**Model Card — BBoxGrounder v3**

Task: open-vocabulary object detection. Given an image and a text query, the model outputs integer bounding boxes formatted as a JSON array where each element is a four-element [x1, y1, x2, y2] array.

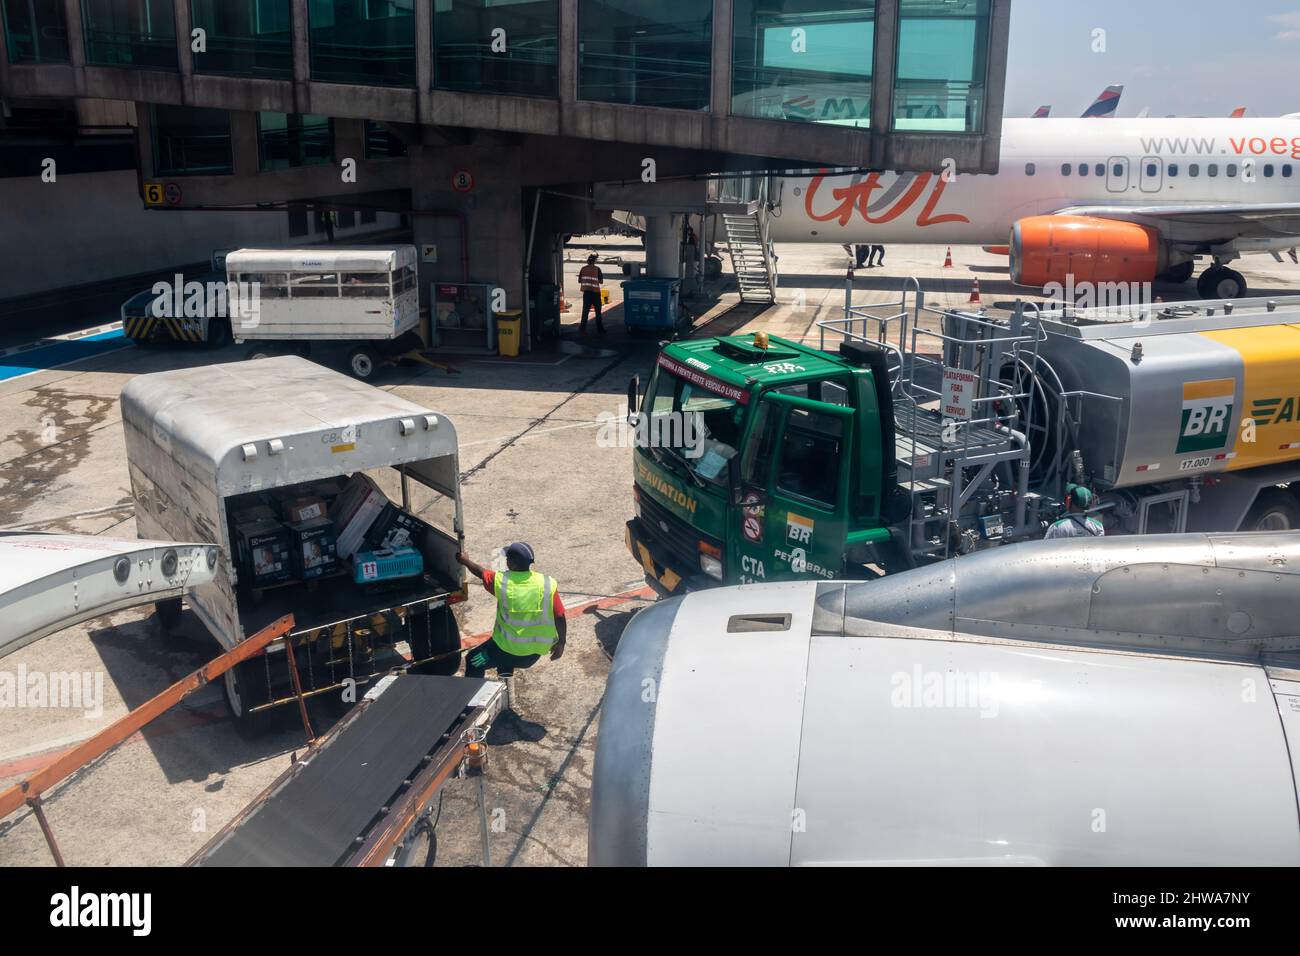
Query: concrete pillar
[[557, 0, 577, 103], [644, 214, 682, 279], [230, 112, 261, 178], [61, 0, 87, 95], [870, 0, 898, 170], [290, 0, 310, 113], [408, 141, 526, 338], [709, 0, 733, 115], [173, 0, 193, 102]]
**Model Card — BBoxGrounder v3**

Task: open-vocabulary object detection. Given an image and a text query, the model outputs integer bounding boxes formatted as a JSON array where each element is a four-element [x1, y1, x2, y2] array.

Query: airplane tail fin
[[1230, 106, 1247, 118], [1032, 105, 1051, 118], [1082, 84, 1123, 118]]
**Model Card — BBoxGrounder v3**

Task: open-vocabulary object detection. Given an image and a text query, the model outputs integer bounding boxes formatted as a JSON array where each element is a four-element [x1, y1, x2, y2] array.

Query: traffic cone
[[943, 246, 954, 268], [968, 278, 981, 303], [561, 297, 571, 313]]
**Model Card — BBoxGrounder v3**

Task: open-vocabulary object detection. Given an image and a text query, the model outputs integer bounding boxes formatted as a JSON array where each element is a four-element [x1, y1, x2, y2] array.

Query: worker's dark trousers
[[581, 292, 605, 333], [868, 245, 885, 267], [464, 638, 539, 679]]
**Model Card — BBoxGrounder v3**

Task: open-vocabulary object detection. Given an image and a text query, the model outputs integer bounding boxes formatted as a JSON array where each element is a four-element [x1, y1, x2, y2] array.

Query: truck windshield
[[643, 365, 745, 488]]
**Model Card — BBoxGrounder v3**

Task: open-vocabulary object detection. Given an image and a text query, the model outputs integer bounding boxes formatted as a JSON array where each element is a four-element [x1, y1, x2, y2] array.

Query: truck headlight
[[700, 554, 722, 579]]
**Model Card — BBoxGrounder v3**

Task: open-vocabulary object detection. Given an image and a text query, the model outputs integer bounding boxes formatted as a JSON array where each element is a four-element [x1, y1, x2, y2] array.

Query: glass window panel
[[364, 119, 409, 158], [578, 0, 713, 111], [3, 0, 70, 63], [893, 0, 988, 132], [309, 0, 415, 86], [433, 0, 558, 97], [190, 0, 292, 78], [151, 104, 233, 175], [732, 1, 874, 127], [82, 0, 178, 69], [258, 112, 334, 170]]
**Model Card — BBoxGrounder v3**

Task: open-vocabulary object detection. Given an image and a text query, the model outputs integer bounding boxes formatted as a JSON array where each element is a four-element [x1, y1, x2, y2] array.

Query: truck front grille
[[637, 491, 720, 574]]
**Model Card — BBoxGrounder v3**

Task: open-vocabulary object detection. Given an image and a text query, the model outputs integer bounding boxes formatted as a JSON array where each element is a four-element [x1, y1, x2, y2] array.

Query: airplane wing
[[1052, 202, 1300, 244]]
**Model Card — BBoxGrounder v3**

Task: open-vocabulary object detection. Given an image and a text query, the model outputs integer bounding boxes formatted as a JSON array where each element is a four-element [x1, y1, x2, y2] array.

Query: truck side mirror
[[626, 375, 641, 426]]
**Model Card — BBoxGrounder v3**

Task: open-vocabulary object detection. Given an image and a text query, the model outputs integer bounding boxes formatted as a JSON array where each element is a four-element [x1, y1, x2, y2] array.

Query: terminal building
[[1, 0, 1009, 336]]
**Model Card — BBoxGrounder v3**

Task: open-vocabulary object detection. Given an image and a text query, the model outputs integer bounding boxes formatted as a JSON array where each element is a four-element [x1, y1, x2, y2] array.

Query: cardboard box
[[287, 516, 337, 579], [329, 473, 388, 558], [364, 502, 422, 551], [234, 518, 293, 587], [284, 495, 328, 524]]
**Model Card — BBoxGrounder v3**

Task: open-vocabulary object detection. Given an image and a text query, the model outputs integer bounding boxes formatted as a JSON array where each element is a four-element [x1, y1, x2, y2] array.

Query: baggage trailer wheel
[[348, 345, 381, 381], [222, 659, 273, 735]]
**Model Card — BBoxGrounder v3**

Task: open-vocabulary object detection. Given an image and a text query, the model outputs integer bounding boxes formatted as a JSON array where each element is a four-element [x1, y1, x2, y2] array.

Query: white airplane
[[767, 115, 1300, 298]]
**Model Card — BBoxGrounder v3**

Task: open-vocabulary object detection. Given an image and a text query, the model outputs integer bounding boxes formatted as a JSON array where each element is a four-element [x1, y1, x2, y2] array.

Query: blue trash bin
[[621, 278, 682, 333]]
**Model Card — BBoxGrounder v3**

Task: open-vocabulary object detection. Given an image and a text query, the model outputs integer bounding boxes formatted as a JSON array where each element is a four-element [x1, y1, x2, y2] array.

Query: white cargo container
[[225, 246, 421, 380], [120, 356, 467, 725]]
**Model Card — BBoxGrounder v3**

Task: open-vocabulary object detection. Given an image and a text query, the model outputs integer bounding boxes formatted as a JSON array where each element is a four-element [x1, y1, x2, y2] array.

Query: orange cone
[[943, 246, 954, 268], [968, 278, 981, 303]]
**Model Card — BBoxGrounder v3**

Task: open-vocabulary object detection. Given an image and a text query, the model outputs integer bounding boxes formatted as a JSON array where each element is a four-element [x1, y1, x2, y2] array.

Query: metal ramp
[[818, 275, 1046, 560], [712, 174, 777, 304]]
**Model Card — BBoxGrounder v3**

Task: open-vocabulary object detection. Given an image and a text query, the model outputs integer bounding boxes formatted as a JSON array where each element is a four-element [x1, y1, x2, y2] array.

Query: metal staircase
[[711, 174, 777, 304]]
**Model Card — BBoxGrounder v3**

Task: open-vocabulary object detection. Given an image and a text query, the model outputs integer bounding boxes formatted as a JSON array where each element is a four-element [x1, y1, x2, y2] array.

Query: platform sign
[[941, 367, 978, 421], [451, 169, 474, 193], [143, 183, 165, 206]]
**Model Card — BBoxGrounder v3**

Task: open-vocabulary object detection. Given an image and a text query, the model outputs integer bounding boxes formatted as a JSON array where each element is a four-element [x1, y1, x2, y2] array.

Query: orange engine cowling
[[1010, 215, 1163, 287]]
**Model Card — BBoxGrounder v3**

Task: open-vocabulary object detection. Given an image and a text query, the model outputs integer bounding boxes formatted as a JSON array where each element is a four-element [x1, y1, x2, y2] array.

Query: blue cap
[[505, 542, 535, 566]]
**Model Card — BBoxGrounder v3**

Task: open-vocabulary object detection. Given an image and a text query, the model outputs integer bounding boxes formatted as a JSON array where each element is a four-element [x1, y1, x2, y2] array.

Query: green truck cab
[[626, 332, 900, 593]]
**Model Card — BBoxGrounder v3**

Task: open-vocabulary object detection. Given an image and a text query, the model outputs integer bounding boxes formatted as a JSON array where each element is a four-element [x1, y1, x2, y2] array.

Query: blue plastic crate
[[353, 546, 424, 584]]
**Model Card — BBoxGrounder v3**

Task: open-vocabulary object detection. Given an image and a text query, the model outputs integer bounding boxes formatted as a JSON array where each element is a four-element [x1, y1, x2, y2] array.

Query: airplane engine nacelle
[[1010, 215, 1163, 288]]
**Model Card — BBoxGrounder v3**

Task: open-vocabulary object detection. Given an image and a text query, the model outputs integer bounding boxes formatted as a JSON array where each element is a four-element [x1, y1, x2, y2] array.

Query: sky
[[1004, 0, 1300, 117]]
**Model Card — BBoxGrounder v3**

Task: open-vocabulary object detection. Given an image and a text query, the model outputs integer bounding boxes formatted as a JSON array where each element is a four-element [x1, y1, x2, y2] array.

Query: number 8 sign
[[451, 168, 474, 193]]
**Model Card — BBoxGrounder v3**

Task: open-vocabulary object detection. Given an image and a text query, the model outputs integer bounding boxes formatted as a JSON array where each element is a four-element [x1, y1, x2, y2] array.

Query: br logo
[[1177, 379, 1234, 453]]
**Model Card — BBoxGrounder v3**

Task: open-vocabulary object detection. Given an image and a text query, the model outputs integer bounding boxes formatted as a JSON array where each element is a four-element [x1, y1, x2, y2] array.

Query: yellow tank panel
[[1199, 324, 1300, 471]]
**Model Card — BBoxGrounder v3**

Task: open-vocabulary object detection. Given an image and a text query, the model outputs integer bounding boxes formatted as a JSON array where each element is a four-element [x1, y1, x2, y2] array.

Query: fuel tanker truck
[[590, 532, 1300, 865], [624, 286, 1300, 592]]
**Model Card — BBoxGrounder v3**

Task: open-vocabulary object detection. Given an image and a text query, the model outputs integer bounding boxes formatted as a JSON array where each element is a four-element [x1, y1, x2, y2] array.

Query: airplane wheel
[[1159, 261, 1194, 284], [1197, 266, 1247, 299]]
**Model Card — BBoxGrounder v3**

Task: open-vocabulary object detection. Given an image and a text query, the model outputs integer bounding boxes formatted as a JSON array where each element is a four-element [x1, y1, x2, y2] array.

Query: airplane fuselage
[[768, 117, 1300, 247]]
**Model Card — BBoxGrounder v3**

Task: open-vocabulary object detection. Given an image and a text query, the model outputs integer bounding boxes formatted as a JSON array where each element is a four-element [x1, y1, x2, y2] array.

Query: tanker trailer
[[1015, 296, 1300, 534], [590, 532, 1300, 866]]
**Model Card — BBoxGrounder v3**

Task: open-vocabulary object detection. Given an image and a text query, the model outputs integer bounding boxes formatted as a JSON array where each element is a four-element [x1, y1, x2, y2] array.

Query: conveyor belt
[[199, 675, 486, 866]]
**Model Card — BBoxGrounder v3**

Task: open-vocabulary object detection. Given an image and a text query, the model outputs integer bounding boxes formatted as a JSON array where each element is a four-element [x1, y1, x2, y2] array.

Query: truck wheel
[[1242, 489, 1300, 531], [205, 319, 232, 350], [155, 597, 183, 632], [348, 346, 381, 381]]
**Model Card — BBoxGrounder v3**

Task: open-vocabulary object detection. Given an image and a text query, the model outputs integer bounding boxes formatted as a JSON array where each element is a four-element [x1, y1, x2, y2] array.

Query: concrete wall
[[0, 169, 401, 300]]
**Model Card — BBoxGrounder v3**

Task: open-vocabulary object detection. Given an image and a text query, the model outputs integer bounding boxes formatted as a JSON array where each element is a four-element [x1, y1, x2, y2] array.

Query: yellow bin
[[496, 309, 523, 357]]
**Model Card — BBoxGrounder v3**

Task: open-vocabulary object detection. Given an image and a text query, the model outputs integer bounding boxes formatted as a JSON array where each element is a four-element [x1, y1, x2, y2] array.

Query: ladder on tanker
[[818, 275, 1045, 560]]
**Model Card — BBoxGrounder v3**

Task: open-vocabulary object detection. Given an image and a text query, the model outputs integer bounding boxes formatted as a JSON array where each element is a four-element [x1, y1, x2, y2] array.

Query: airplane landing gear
[[1196, 265, 1247, 300]]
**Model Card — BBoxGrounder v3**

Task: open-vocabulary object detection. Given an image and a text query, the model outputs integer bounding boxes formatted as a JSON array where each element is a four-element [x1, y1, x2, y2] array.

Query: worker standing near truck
[[456, 543, 566, 679], [578, 254, 606, 335], [1044, 485, 1105, 539]]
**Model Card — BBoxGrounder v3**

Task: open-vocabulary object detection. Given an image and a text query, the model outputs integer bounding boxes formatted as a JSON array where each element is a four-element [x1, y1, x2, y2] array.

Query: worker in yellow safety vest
[[577, 254, 606, 335], [456, 542, 566, 679]]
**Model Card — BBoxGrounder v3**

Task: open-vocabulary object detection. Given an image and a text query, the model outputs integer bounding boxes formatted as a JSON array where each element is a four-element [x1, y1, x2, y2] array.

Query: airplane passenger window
[[1169, 163, 1179, 176], [1095, 163, 1104, 176], [1208, 164, 1219, 177], [1227, 164, 1237, 177], [1078, 163, 1089, 176], [1284, 165, 1293, 177], [1061, 163, 1071, 175], [1025, 162, 1035, 175], [1189, 164, 1199, 176], [1112, 163, 1123, 177], [1146, 163, 1157, 177], [1265, 164, 1274, 177]]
